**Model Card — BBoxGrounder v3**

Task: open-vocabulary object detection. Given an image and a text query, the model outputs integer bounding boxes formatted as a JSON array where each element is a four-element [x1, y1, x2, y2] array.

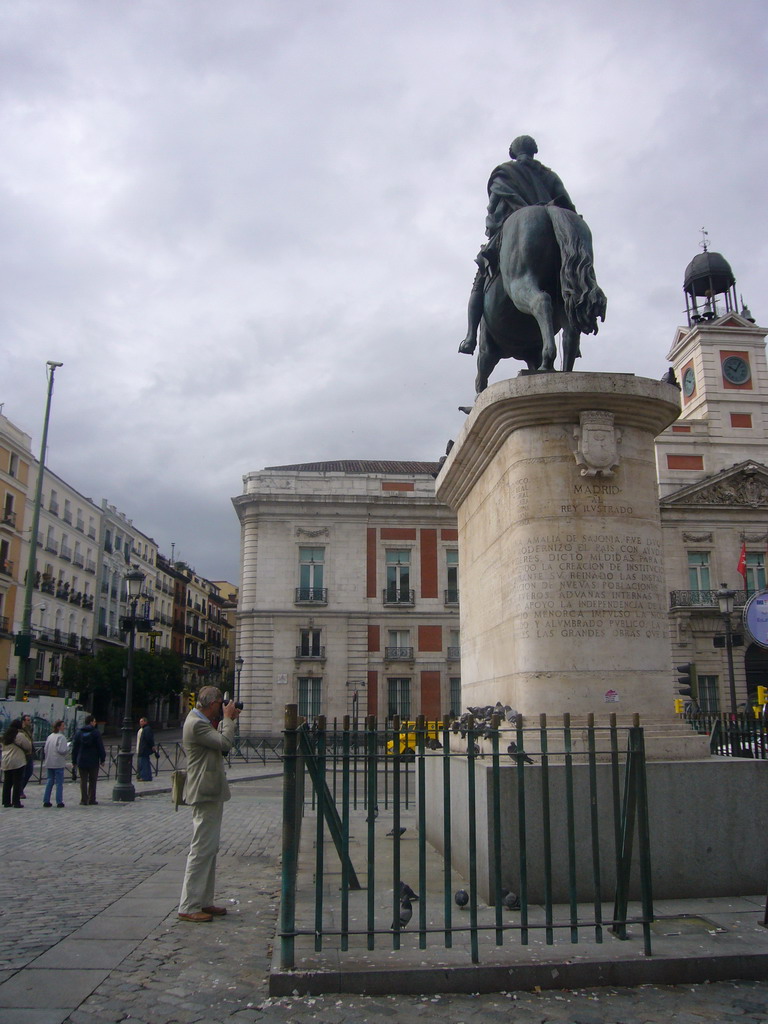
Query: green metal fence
[[279, 705, 654, 969]]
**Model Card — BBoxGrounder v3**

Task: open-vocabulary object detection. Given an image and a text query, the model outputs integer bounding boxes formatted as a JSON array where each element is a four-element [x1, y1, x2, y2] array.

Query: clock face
[[682, 367, 696, 397], [722, 355, 750, 385]]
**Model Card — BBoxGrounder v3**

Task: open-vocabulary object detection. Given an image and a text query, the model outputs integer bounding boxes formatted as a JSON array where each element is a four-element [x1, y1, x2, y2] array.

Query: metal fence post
[[280, 704, 300, 970]]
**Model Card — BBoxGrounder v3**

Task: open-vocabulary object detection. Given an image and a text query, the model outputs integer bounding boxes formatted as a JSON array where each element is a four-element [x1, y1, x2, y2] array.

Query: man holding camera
[[178, 685, 241, 923]]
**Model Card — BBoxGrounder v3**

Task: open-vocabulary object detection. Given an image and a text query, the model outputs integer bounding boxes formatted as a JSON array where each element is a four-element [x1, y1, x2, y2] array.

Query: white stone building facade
[[233, 462, 461, 737]]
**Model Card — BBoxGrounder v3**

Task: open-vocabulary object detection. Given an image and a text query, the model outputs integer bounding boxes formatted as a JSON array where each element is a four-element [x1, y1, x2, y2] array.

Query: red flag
[[737, 541, 747, 587]]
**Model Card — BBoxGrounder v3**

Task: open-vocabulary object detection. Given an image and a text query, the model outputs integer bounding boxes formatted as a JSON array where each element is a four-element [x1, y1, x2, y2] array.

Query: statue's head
[[509, 136, 538, 159]]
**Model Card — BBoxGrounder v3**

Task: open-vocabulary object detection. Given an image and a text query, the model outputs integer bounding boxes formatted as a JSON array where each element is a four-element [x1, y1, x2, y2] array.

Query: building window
[[697, 675, 719, 714], [386, 629, 412, 660], [8, 452, 18, 477], [448, 629, 461, 661], [298, 628, 323, 658], [385, 549, 412, 604], [297, 547, 325, 602], [387, 677, 411, 719], [687, 552, 711, 599], [298, 677, 322, 719], [746, 552, 766, 595], [445, 550, 459, 604], [449, 677, 462, 717]]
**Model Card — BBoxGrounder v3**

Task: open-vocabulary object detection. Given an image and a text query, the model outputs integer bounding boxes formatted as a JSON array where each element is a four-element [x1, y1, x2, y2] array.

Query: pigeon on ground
[[400, 881, 419, 902], [507, 741, 535, 764], [501, 889, 521, 911], [387, 827, 407, 837], [454, 889, 469, 908], [391, 898, 413, 930]]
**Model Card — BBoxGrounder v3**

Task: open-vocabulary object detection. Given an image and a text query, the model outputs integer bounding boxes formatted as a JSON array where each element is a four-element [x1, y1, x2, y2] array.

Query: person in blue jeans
[[43, 719, 69, 807]]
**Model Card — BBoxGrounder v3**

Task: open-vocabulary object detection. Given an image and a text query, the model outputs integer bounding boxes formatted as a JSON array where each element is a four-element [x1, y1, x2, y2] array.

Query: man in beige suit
[[178, 685, 241, 923]]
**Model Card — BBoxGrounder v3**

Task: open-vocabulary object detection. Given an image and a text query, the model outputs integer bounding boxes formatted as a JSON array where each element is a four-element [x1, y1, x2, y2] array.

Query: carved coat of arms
[[572, 411, 621, 477]]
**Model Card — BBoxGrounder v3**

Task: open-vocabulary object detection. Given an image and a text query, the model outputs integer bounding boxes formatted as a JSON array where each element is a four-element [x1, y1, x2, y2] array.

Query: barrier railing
[[278, 708, 654, 969], [23, 736, 285, 784]]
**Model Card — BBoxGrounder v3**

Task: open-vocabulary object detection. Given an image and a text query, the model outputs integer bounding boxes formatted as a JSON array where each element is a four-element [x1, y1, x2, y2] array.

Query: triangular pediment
[[662, 460, 768, 508]]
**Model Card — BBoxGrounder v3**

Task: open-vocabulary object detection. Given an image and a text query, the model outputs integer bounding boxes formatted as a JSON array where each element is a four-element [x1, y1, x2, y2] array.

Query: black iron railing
[[295, 587, 328, 604]]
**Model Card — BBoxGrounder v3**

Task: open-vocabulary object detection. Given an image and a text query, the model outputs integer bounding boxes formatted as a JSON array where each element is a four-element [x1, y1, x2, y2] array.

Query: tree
[[63, 648, 183, 715]]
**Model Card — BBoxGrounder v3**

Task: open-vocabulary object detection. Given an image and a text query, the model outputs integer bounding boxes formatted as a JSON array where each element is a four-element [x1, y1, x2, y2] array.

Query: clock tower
[[657, 247, 768, 496]]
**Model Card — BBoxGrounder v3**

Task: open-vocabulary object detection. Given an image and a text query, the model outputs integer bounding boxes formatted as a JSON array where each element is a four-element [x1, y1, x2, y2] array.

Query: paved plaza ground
[[1, 770, 767, 1023]]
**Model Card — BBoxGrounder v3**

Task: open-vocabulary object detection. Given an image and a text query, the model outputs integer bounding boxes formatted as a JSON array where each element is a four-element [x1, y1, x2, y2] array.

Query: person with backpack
[[71, 714, 106, 805]]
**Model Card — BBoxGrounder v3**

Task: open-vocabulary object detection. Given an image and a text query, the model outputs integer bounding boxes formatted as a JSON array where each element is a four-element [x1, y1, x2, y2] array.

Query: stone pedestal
[[436, 373, 681, 721]]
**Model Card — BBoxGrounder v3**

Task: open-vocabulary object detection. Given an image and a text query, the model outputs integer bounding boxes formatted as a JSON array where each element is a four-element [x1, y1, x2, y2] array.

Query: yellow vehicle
[[386, 720, 442, 756]]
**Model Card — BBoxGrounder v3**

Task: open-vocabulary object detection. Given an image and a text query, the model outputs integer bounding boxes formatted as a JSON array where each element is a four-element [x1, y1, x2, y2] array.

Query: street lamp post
[[234, 656, 244, 748], [15, 361, 63, 700], [717, 585, 739, 717], [112, 567, 146, 802], [235, 656, 244, 704]]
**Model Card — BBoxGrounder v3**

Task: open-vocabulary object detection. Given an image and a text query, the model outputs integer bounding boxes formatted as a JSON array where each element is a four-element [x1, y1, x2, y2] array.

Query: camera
[[222, 693, 244, 710]]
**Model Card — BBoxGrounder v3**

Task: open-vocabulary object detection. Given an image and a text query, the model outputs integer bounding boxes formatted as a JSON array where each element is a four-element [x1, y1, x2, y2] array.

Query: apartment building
[[233, 461, 461, 737]]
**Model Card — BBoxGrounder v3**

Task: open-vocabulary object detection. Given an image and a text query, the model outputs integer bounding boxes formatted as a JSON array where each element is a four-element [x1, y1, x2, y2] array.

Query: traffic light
[[673, 698, 684, 714], [187, 691, 196, 710], [22, 691, 29, 702], [757, 686, 767, 706], [676, 662, 696, 700]]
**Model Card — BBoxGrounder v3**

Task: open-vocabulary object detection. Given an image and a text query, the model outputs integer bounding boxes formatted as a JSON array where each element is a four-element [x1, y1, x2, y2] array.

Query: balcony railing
[[670, 590, 749, 609], [295, 645, 326, 660], [76, 518, 85, 532], [86, 559, 96, 574], [60, 544, 73, 561], [444, 588, 460, 606], [447, 646, 461, 660], [41, 579, 55, 594], [1, 509, 16, 528], [384, 646, 414, 660], [49, 501, 59, 516], [294, 587, 328, 605], [73, 554, 84, 568], [62, 509, 72, 524], [0, 559, 13, 577], [45, 540, 59, 554], [383, 588, 415, 607]]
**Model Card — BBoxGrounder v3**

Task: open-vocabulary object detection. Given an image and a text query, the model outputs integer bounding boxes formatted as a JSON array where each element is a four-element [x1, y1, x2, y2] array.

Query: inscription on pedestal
[[512, 526, 665, 643]]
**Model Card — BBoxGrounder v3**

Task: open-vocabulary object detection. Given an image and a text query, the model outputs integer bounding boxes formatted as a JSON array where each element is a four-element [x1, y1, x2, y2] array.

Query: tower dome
[[683, 248, 738, 324]]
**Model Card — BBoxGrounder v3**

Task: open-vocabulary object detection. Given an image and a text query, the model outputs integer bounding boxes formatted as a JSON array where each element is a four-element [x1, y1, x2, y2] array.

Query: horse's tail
[[546, 206, 607, 335]]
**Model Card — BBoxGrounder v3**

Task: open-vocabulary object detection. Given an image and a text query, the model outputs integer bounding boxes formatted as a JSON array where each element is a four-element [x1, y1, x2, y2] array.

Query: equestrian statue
[[459, 136, 606, 393]]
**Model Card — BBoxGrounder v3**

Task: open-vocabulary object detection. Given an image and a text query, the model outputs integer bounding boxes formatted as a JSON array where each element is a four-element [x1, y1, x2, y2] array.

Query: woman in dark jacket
[[71, 714, 106, 806]]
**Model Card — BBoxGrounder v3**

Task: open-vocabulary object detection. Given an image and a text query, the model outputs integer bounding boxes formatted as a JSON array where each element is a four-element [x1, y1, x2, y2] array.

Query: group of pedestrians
[[2, 712, 157, 808]]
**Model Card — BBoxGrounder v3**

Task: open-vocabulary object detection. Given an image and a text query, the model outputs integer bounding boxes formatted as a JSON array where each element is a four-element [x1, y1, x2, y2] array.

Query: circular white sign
[[743, 590, 768, 649]]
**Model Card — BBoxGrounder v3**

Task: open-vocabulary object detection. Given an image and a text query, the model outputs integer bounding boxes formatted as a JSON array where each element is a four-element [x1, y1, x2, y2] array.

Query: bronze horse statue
[[472, 204, 606, 393]]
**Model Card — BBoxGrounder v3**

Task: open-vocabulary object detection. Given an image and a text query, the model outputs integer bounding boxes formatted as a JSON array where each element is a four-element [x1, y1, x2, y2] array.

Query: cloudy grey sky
[[2, 0, 767, 583]]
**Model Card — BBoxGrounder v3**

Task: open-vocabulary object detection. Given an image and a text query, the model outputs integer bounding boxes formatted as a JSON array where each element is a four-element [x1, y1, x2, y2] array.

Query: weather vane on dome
[[699, 227, 709, 252]]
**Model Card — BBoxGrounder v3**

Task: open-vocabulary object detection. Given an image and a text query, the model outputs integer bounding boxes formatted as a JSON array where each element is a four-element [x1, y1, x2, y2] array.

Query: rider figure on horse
[[459, 136, 578, 355]]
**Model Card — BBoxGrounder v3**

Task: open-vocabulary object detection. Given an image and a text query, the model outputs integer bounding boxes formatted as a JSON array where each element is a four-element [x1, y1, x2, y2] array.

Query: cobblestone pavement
[[1, 777, 768, 1023]]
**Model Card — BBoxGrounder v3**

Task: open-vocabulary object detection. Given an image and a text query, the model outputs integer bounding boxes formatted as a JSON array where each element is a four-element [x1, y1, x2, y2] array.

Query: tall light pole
[[234, 655, 244, 748], [15, 361, 63, 700], [717, 584, 738, 717], [235, 656, 244, 704], [112, 567, 146, 802]]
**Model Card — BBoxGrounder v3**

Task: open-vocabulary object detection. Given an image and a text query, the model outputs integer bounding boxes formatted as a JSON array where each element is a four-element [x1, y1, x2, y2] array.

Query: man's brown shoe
[[178, 911, 214, 923], [202, 905, 227, 916]]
